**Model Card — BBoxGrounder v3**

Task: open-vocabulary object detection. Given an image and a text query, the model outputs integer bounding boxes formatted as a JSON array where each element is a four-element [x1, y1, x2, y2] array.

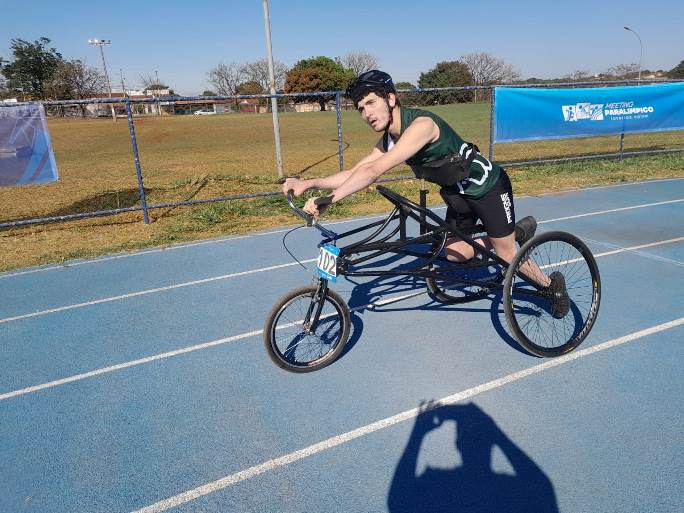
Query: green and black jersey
[[376, 107, 501, 198]]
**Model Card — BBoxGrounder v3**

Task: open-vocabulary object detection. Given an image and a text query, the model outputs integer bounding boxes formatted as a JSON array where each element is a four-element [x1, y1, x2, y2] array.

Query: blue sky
[[1, 0, 682, 95]]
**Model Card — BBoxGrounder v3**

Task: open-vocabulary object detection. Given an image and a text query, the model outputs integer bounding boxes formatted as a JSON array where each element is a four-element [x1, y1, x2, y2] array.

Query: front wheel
[[503, 231, 601, 357], [264, 283, 351, 373]]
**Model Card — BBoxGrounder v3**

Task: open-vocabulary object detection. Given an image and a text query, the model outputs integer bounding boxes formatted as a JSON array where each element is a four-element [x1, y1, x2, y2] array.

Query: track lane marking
[[2, 178, 682, 279], [580, 237, 684, 267], [130, 317, 684, 513], [2, 200, 683, 325], [539, 236, 684, 268], [0, 291, 424, 402], [0, 259, 316, 325], [1, 231, 680, 401], [538, 198, 683, 224]]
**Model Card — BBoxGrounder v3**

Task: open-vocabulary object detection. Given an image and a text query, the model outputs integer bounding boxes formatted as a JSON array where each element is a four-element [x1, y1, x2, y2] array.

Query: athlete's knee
[[489, 234, 516, 262], [445, 240, 474, 262]]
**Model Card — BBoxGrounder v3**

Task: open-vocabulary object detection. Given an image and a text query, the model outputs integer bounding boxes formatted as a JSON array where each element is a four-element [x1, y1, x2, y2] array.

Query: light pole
[[154, 69, 162, 115], [88, 38, 117, 121], [623, 26, 642, 83], [262, 0, 284, 178]]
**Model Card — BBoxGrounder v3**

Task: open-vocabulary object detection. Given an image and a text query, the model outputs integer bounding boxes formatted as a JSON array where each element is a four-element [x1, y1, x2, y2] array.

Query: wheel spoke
[[504, 232, 600, 357], [265, 286, 350, 371]]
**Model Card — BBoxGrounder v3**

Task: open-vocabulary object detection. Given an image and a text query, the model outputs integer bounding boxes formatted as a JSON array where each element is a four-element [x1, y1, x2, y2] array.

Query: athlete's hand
[[282, 178, 308, 197], [303, 197, 329, 219]]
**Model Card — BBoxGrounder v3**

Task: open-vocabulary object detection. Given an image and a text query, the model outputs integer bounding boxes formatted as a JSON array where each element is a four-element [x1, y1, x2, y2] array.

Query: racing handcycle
[[264, 185, 601, 373]]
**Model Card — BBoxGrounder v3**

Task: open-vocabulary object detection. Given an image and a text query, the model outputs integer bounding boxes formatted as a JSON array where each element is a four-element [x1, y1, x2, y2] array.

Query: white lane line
[[3, 178, 682, 279], [3, 199, 683, 327], [0, 290, 425, 402], [0, 231, 680, 400], [0, 214, 390, 279], [539, 236, 684, 269], [0, 330, 261, 402], [130, 317, 684, 513], [0, 259, 315, 325], [538, 198, 684, 224], [582, 236, 684, 267], [0, 237, 255, 278]]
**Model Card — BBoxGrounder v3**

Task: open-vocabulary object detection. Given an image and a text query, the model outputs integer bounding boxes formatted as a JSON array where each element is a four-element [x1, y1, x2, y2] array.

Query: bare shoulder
[[405, 116, 440, 142]]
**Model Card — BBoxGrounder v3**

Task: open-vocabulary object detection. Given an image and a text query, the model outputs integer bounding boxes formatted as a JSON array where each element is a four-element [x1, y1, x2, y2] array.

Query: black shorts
[[440, 170, 515, 238]]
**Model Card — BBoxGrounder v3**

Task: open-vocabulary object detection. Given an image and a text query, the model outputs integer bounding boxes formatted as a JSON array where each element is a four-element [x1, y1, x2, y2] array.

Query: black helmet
[[346, 70, 396, 104]]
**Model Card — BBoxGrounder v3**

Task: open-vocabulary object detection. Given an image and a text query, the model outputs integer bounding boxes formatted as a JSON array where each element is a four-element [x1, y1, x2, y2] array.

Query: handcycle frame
[[289, 185, 545, 299], [266, 185, 601, 371]]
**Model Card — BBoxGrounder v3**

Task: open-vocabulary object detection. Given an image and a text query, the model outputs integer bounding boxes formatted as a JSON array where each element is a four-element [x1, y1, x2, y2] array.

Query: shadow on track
[[388, 402, 559, 513], [335, 253, 532, 357]]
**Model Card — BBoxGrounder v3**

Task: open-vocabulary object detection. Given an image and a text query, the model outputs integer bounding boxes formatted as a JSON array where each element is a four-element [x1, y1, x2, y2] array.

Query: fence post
[[488, 86, 496, 161], [335, 92, 344, 171], [125, 99, 150, 224], [419, 178, 428, 235], [619, 132, 625, 162]]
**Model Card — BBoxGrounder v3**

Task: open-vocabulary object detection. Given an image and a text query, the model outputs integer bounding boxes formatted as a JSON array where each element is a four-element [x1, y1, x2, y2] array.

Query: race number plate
[[317, 244, 340, 282]]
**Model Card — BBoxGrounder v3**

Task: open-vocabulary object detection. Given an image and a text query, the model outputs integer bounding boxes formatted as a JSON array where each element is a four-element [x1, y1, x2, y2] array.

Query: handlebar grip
[[313, 195, 333, 207], [287, 189, 314, 227]]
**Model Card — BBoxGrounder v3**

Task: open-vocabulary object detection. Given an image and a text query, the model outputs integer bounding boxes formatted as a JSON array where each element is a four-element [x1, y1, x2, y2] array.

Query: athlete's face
[[357, 92, 395, 132]]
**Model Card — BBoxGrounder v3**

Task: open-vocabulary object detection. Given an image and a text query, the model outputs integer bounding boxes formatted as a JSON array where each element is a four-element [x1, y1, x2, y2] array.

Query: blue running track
[[1, 178, 682, 513]]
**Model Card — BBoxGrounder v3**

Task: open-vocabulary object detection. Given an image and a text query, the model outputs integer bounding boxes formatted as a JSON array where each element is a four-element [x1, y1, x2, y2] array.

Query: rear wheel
[[264, 284, 351, 373], [503, 231, 601, 357]]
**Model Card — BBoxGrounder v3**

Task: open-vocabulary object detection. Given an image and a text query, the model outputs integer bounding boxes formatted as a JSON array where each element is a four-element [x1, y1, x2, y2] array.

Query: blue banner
[[494, 82, 684, 142], [0, 103, 59, 187]]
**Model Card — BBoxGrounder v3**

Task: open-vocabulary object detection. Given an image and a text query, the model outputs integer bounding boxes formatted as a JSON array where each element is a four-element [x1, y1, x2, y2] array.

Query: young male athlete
[[282, 70, 568, 316]]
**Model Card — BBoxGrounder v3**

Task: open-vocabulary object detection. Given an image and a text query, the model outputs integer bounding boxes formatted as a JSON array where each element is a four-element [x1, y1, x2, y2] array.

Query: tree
[[606, 63, 640, 79], [394, 81, 420, 106], [201, 89, 217, 96], [340, 51, 379, 76], [236, 80, 265, 95], [240, 58, 288, 92], [139, 74, 170, 93], [460, 52, 520, 101], [669, 60, 684, 78], [568, 70, 592, 81], [284, 56, 355, 111], [418, 61, 474, 104], [208, 61, 244, 107], [1, 37, 63, 99], [44, 59, 106, 116], [0, 58, 8, 98], [236, 80, 267, 109]]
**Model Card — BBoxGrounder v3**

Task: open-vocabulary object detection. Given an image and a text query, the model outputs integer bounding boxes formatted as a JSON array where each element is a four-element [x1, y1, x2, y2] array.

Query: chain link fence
[[1, 81, 683, 229]]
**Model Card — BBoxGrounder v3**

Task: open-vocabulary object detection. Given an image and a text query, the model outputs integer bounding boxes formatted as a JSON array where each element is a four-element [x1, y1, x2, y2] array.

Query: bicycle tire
[[503, 231, 601, 357], [264, 285, 351, 373]]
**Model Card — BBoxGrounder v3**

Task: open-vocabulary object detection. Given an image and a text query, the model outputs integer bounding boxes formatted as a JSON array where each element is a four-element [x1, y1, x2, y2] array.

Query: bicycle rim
[[269, 288, 349, 370], [504, 231, 601, 357]]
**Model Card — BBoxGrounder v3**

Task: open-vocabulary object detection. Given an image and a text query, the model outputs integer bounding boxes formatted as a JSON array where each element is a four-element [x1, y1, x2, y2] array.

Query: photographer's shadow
[[388, 402, 558, 513]]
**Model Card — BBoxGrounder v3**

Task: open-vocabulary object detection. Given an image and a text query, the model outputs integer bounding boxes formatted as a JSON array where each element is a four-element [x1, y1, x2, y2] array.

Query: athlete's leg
[[489, 232, 550, 287], [445, 236, 489, 262], [440, 188, 483, 262], [471, 171, 550, 286]]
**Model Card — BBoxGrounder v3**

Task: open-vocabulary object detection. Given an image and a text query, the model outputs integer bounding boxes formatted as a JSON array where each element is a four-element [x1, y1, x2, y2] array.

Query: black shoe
[[514, 216, 537, 246], [548, 271, 570, 319]]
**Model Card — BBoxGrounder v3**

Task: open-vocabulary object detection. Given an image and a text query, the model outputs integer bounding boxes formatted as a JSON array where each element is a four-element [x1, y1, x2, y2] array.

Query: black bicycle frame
[[295, 186, 548, 300]]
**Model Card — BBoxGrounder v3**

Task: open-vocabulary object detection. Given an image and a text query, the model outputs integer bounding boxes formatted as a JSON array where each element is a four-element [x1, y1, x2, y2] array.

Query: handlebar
[[287, 190, 314, 226], [286, 190, 338, 240]]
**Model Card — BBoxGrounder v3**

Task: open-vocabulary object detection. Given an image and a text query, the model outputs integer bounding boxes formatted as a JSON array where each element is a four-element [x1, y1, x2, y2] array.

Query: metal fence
[[1, 80, 683, 229]]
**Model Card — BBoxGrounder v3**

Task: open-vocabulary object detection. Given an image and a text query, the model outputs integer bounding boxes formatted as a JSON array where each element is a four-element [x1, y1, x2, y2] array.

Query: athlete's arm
[[328, 117, 439, 202], [282, 148, 384, 196]]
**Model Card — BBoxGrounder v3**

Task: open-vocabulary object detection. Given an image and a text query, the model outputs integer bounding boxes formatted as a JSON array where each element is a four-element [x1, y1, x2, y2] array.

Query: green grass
[[0, 103, 682, 271]]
